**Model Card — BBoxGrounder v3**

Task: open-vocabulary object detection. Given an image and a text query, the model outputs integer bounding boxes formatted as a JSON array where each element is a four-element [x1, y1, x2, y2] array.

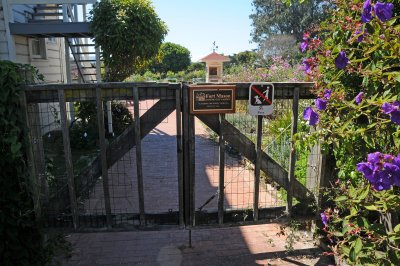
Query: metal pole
[[287, 87, 300, 216], [253, 116, 263, 221]]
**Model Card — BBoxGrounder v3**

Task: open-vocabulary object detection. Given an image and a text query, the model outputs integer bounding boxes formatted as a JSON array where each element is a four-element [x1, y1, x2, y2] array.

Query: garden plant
[[298, 0, 400, 264]]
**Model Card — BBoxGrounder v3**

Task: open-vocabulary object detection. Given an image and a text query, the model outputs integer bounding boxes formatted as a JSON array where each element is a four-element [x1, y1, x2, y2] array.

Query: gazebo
[[200, 52, 230, 83]]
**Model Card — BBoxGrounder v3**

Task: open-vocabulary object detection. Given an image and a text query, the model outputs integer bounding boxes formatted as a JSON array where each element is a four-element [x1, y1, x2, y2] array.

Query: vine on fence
[[0, 61, 51, 265]]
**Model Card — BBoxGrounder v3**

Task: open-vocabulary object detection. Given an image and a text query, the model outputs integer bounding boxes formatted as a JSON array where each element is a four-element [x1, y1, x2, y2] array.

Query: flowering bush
[[224, 56, 305, 82], [296, 0, 400, 264]]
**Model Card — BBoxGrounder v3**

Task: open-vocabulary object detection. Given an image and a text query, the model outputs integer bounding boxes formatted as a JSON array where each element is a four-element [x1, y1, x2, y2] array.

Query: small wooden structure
[[200, 52, 230, 83]]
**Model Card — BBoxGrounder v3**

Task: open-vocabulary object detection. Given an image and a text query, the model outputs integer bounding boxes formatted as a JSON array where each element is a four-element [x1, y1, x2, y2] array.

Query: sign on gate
[[189, 85, 236, 114], [248, 83, 274, 116]]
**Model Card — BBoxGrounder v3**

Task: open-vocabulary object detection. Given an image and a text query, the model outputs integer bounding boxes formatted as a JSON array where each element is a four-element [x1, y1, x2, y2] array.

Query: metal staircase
[[32, 3, 100, 83], [8, 0, 100, 83]]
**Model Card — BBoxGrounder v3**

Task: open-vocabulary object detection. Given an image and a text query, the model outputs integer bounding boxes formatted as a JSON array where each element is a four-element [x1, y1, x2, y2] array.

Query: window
[[209, 67, 218, 76], [30, 38, 47, 59], [47, 37, 57, 44]]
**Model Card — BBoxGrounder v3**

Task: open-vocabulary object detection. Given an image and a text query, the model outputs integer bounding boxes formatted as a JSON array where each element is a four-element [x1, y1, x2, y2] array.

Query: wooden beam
[[218, 114, 225, 225], [58, 89, 79, 229], [133, 87, 145, 225], [75, 99, 176, 199], [253, 116, 263, 221], [95, 87, 112, 228], [287, 87, 300, 215], [196, 114, 311, 202]]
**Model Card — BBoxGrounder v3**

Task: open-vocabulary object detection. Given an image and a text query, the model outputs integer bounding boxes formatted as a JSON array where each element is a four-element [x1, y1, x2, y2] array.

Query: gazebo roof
[[200, 52, 230, 62]]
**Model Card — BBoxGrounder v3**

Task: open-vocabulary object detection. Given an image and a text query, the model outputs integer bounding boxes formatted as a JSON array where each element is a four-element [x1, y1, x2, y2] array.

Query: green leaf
[[358, 185, 369, 200], [335, 195, 348, 202], [349, 247, 356, 262], [353, 238, 362, 255], [364, 205, 378, 211], [394, 224, 400, 233], [11, 141, 22, 156]]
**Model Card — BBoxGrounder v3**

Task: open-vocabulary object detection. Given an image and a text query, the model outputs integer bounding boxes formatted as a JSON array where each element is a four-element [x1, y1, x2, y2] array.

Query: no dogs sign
[[248, 83, 274, 116]]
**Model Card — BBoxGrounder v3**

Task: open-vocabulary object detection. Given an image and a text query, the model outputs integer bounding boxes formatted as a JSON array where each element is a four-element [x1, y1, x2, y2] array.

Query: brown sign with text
[[189, 85, 236, 114]]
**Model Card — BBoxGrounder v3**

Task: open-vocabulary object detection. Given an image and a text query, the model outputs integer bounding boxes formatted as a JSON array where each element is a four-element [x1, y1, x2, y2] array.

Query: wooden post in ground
[[218, 114, 226, 225], [287, 87, 299, 216], [20, 92, 42, 220], [95, 86, 113, 228], [133, 86, 146, 225], [58, 89, 79, 229], [176, 84, 184, 228], [253, 116, 263, 221], [189, 114, 195, 227]]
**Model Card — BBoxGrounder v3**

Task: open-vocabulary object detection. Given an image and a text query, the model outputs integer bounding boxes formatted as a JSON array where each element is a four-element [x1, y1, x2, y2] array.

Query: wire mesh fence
[[24, 82, 318, 229]]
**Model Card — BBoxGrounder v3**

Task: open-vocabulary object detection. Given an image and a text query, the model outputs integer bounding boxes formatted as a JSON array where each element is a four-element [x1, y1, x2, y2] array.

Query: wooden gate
[[23, 82, 316, 230]]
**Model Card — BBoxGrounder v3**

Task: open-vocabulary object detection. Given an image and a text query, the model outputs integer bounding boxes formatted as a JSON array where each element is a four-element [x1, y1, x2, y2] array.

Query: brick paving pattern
[[83, 100, 283, 216], [62, 101, 332, 265], [63, 223, 332, 266]]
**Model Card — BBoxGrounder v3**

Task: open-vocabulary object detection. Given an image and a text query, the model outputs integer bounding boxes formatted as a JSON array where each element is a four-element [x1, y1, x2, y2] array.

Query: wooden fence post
[[287, 87, 299, 216], [253, 116, 263, 221], [20, 92, 43, 220], [176, 84, 184, 228], [218, 114, 226, 225], [58, 89, 79, 229], [95, 87, 113, 228], [133, 86, 146, 225]]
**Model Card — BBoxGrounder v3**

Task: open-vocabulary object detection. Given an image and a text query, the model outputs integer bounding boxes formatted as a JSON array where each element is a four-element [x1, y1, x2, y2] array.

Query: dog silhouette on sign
[[254, 95, 262, 104]]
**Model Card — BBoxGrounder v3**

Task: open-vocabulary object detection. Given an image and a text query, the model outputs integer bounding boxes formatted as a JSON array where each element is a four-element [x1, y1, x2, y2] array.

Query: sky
[[151, 0, 257, 62]]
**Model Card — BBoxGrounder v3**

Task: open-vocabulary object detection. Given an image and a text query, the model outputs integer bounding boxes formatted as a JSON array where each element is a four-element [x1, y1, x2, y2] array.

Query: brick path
[[82, 100, 283, 216], [62, 101, 333, 265], [63, 223, 333, 266]]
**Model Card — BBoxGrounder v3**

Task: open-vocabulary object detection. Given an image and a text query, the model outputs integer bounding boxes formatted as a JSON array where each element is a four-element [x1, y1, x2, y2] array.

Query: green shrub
[[0, 60, 51, 265], [298, 0, 400, 264]]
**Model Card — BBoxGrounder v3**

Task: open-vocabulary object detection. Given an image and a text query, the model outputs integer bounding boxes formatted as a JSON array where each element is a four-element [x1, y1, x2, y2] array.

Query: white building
[[0, 0, 100, 133]]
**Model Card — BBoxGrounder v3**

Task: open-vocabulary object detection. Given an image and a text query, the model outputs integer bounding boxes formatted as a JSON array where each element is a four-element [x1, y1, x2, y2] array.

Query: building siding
[[0, 3, 8, 59]]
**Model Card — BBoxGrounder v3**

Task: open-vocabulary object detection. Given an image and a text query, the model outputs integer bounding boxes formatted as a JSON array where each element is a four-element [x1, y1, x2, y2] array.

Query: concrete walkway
[[63, 223, 333, 266]]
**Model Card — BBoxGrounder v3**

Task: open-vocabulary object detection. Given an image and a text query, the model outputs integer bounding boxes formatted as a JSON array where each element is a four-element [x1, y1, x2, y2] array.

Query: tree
[[250, 0, 331, 43], [152, 42, 191, 73], [257, 34, 302, 63], [231, 51, 258, 65], [90, 0, 168, 81]]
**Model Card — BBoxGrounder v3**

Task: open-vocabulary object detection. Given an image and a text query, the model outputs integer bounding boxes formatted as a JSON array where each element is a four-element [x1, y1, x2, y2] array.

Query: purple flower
[[375, 2, 394, 22], [357, 162, 374, 177], [382, 101, 400, 125], [384, 154, 394, 162], [382, 102, 395, 114], [324, 89, 332, 100], [300, 41, 308, 53], [390, 110, 400, 125], [355, 28, 365, 42], [303, 59, 311, 74], [393, 154, 400, 168], [368, 152, 382, 164], [355, 92, 364, 105], [335, 51, 349, 69], [361, 0, 373, 23], [303, 106, 319, 126], [320, 213, 329, 226], [358, 152, 400, 190], [316, 98, 327, 111]]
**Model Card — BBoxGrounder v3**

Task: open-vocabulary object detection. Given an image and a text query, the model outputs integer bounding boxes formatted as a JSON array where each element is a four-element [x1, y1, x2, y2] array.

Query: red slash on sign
[[251, 85, 272, 105]]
